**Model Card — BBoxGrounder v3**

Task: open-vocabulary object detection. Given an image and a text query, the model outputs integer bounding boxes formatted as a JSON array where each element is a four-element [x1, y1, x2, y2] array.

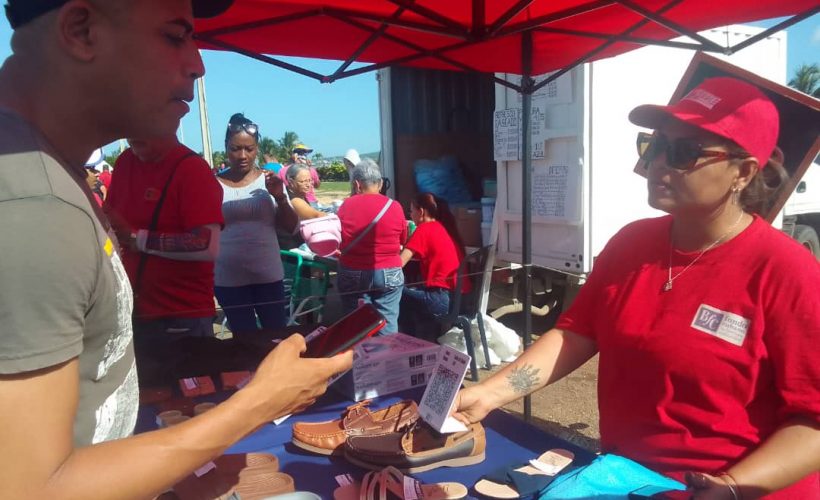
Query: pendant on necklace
[[663, 280, 673, 292]]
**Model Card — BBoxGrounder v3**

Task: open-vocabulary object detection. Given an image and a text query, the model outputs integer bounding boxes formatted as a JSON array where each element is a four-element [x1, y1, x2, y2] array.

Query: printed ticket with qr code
[[418, 345, 470, 433]]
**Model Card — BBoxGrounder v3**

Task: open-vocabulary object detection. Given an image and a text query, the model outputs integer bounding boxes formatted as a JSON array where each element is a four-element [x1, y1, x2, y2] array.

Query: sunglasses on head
[[228, 122, 259, 137], [636, 132, 748, 171]]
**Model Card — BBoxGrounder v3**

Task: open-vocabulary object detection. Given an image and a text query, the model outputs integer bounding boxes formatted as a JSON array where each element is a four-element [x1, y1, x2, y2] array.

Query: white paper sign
[[418, 346, 470, 433], [532, 164, 580, 221], [494, 108, 521, 161]]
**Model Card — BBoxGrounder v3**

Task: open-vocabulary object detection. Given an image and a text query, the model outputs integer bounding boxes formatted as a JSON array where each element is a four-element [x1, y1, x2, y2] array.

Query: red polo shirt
[[106, 146, 224, 320], [556, 215, 820, 498], [405, 220, 471, 293], [338, 193, 407, 270]]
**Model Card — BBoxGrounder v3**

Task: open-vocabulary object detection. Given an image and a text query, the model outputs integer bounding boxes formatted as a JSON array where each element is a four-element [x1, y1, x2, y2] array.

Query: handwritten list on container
[[493, 109, 520, 161], [532, 165, 579, 221]]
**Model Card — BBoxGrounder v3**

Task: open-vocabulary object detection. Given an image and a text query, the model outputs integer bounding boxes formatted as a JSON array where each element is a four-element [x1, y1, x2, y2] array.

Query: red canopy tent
[[195, 1, 817, 88], [194, 0, 818, 417]]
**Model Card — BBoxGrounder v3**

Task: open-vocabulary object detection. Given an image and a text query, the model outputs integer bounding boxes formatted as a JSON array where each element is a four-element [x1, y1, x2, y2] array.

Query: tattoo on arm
[[506, 364, 541, 395], [145, 226, 212, 253]]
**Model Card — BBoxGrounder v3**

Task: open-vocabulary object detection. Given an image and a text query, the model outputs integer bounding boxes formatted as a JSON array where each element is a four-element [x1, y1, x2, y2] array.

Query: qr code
[[423, 365, 460, 415], [409, 354, 423, 368], [411, 372, 426, 386]]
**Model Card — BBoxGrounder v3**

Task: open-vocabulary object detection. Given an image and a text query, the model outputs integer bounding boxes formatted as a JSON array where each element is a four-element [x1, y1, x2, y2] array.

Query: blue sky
[[0, 15, 816, 158]]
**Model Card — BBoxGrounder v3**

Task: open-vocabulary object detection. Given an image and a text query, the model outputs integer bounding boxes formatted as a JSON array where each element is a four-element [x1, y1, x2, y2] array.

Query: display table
[[137, 386, 596, 498]]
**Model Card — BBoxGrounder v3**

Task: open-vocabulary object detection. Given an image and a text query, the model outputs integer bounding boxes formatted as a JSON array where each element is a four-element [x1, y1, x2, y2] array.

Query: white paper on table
[[418, 345, 470, 433]]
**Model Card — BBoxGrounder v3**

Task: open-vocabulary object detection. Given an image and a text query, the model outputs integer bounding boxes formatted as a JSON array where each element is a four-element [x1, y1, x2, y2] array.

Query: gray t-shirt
[[0, 110, 138, 445]]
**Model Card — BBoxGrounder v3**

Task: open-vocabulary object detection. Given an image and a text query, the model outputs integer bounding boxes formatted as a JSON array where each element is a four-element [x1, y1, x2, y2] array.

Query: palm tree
[[276, 131, 300, 160], [788, 63, 820, 98], [258, 136, 277, 162]]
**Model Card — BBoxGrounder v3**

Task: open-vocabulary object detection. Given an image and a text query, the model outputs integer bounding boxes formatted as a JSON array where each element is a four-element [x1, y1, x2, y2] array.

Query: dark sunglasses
[[636, 132, 748, 170], [227, 122, 259, 137]]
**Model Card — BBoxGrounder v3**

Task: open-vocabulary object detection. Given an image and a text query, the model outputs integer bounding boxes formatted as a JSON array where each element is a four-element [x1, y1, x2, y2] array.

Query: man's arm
[[453, 328, 597, 424], [0, 335, 352, 500], [134, 224, 220, 261]]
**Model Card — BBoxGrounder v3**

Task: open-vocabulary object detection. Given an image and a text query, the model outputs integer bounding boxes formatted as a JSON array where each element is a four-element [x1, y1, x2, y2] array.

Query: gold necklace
[[663, 212, 745, 292]]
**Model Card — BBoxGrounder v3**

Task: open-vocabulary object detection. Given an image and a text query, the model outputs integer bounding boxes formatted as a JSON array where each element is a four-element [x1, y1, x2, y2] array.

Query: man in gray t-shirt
[[0, 110, 139, 444], [0, 1, 351, 498]]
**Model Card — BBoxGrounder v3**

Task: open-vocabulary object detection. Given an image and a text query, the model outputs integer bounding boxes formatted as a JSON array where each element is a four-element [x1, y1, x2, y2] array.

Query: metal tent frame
[[194, 0, 819, 420]]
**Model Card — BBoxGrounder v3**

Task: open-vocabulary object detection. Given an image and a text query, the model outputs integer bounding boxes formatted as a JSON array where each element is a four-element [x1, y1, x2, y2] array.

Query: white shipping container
[[493, 25, 789, 275]]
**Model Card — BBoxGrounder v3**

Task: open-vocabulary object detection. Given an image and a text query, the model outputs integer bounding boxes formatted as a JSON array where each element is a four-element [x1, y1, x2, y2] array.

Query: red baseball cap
[[629, 77, 779, 168]]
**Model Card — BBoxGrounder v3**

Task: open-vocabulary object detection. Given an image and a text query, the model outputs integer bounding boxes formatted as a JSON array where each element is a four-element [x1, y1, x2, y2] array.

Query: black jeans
[[399, 286, 450, 342]]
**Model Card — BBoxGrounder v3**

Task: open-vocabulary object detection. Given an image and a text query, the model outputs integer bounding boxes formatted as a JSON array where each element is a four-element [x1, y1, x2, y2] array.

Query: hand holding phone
[[303, 304, 386, 358]]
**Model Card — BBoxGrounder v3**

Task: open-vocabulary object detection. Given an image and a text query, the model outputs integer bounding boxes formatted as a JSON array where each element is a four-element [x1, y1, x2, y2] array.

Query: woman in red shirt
[[453, 77, 820, 499], [398, 193, 470, 341], [337, 158, 407, 334]]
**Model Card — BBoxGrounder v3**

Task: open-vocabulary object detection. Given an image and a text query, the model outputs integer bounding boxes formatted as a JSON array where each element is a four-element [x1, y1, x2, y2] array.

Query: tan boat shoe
[[343, 421, 486, 474], [292, 400, 420, 456]]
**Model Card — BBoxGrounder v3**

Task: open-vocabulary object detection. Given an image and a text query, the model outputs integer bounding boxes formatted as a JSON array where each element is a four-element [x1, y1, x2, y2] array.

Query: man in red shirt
[[105, 136, 224, 382]]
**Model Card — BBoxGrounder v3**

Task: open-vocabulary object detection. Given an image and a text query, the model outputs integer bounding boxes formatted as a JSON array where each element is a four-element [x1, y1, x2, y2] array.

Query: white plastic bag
[[437, 315, 521, 367]]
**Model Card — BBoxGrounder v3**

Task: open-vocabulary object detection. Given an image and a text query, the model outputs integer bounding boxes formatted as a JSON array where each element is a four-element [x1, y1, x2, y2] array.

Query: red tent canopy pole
[[197, 9, 322, 39], [532, 26, 707, 51], [321, 11, 521, 89], [202, 37, 327, 82], [531, 0, 684, 93], [329, 7, 407, 80], [616, 0, 725, 51]]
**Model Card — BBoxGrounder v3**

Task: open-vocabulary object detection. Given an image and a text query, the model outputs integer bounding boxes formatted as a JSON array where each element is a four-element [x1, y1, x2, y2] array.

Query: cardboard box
[[455, 207, 482, 247], [337, 367, 432, 402], [334, 333, 441, 401]]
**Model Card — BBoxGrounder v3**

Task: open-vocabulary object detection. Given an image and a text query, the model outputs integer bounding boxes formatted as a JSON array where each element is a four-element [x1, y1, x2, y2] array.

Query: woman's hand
[[451, 385, 495, 426], [685, 472, 738, 500], [264, 171, 286, 198]]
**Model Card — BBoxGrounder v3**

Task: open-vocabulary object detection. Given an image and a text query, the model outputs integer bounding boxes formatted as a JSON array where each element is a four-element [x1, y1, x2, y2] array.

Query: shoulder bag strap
[[134, 151, 197, 297], [341, 198, 393, 256]]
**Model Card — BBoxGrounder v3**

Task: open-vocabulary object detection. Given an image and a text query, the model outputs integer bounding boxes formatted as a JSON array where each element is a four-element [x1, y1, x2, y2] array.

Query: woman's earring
[[731, 186, 740, 205]]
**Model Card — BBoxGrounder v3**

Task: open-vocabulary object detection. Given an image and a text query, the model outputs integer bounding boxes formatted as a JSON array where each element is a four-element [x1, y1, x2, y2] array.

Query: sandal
[[474, 449, 575, 499], [333, 466, 467, 500]]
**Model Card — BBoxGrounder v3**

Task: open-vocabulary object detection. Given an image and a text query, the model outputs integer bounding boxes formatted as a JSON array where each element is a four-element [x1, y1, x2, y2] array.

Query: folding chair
[[280, 250, 330, 326], [437, 244, 495, 381]]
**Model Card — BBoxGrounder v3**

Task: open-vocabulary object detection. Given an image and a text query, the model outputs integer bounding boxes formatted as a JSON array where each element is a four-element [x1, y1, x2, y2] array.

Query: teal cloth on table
[[538, 454, 686, 499]]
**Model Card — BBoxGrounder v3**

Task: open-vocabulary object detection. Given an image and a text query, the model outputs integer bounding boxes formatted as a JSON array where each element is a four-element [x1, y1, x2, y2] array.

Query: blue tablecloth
[[137, 387, 596, 498]]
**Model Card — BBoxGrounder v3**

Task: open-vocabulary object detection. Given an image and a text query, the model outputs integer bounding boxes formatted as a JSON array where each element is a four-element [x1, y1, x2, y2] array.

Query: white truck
[[780, 161, 820, 257]]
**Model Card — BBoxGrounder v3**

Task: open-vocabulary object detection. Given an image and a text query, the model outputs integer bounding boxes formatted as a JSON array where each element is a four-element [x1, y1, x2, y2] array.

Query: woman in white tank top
[[214, 113, 299, 335]]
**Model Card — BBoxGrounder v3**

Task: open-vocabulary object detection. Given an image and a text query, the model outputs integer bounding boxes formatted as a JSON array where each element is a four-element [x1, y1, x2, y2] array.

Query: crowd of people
[[0, 1, 817, 499]]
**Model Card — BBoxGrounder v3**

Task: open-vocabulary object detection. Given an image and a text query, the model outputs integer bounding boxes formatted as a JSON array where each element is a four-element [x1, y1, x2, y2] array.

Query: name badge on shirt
[[691, 304, 750, 346]]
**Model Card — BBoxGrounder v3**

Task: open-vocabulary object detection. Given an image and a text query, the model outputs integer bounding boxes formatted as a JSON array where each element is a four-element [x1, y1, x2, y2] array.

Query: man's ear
[[55, 1, 100, 63]]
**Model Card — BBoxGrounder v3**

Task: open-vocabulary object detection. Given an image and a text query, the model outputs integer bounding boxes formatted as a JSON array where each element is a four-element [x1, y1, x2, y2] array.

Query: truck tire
[[794, 224, 820, 259]]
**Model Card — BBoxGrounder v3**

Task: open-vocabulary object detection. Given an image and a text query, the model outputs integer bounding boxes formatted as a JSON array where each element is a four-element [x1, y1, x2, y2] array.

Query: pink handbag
[[299, 214, 342, 257]]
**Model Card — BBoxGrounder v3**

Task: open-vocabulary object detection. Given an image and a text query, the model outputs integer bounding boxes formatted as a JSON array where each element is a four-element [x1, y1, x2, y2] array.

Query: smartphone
[[303, 304, 386, 358]]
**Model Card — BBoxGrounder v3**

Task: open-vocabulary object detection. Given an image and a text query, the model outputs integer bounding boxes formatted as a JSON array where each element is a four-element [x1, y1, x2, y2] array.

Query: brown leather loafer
[[292, 400, 419, 455], [343, 421, 486, 473]]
